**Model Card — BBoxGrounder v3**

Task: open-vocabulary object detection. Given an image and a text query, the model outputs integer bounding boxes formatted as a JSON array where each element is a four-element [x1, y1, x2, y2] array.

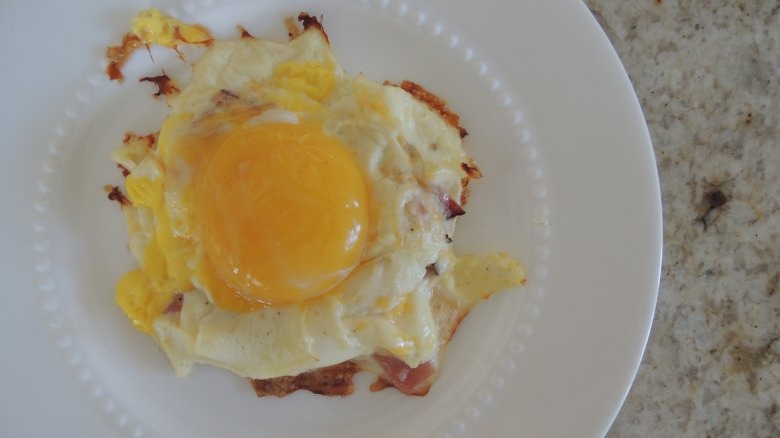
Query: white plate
[[0, 0, 661, 437]]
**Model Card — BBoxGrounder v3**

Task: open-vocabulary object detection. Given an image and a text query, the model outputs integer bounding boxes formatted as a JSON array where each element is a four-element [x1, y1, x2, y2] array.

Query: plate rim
[[7, 0, 661, 437]]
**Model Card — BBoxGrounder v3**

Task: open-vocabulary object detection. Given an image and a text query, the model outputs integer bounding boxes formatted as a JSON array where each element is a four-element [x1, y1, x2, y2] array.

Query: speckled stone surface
[[582, 1, 780, 436]]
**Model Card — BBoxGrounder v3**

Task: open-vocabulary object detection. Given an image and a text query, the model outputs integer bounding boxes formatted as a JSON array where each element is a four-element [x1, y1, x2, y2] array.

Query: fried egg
[[109, 10, 525, 389]]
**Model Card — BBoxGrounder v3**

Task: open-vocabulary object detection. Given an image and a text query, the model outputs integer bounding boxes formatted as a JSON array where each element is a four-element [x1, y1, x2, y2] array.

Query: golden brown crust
[[105, 185, 130, 207], [460, 176, 471, 206], [106, 16, 212, 82], [117, 164, 131, 177], [249, 354, 442, 397], [296, 12, 329, 44], [250, 361, 359, 397], [460, 160, 482, 179], [395, 80, 468, 138], [140, 72, 180, 99], [123, 131, 158, 149], [106, 34, 144, 82]]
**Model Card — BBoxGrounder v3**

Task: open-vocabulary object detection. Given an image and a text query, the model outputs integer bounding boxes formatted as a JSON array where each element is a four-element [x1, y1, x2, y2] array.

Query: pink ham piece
[[371, 355, 438, 396]]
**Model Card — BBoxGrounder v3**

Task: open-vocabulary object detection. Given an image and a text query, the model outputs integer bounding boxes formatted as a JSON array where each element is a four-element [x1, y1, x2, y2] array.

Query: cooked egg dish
[[108, 9, 525, 396]]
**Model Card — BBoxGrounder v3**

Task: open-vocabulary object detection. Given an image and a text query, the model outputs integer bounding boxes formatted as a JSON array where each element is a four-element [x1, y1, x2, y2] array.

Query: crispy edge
[[105, 15, 213, 82], [106, 34, 144, 82], [293, 12, 329, 44], [105, 185, 130, 207], [139, 71, 180, 101], [122, 131, 158, 149], [250, 361, 359, 397], [393, 80, 468, 138], [460, 160, 483, 206], [388, 80, 477, 204]]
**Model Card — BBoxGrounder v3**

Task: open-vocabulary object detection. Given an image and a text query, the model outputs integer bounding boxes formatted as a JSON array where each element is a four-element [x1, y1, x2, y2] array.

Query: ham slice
[[370, 355, 438, 396]]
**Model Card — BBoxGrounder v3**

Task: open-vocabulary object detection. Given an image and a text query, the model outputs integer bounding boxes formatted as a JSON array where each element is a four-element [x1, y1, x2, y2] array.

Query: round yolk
[[191, 121, 369, 307]]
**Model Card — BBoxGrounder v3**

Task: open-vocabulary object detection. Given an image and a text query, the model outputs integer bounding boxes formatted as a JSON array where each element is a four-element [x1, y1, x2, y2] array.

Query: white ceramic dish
[[0, 0, 661, 437]]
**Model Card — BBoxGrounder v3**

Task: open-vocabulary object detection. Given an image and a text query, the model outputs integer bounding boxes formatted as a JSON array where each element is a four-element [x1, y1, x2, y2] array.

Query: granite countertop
[[582, 1, 780, 436]]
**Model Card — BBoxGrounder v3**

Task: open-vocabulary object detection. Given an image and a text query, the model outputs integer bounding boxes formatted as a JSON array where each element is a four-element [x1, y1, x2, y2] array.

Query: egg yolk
[[190, 121, 369, 307]]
